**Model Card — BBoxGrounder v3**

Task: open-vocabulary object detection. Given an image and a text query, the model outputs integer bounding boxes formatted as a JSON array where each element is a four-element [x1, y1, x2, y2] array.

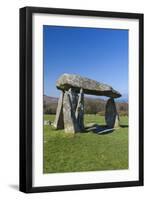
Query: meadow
[[43, 114, 128, 173]]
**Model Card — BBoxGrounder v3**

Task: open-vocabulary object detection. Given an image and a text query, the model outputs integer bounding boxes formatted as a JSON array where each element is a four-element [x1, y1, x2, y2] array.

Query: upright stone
[[54, 73, 122, 133], [53, 91, 64, 129], [75, 88, 84, 131], [63, 90, 80, 133], [105, 98, 120, 128], [68, 88, 78, 112]]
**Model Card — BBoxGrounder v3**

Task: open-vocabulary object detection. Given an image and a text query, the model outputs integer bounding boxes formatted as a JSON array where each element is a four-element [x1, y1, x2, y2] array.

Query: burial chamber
[[53, 73, 121, 133]]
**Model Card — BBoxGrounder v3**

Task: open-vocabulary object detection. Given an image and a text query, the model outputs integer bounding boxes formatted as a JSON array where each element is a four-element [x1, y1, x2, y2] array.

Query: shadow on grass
[[85, 124, 128, 135], [120, 125, 129, 128], [84, 124, 114, 135], [47, 123, 128, 135]]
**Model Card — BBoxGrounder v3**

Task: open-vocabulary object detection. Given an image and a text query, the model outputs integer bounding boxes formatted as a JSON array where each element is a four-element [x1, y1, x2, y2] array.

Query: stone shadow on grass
[[84, 124, 116, 135], [120, 124, 128, 128]]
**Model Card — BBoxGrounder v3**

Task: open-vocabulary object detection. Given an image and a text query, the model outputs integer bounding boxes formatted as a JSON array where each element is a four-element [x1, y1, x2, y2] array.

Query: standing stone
[[53, 91, 64, 129], [54, 73, 122, 133], [75, 88, 84, 131], [63, 90, 80, 133], [68, 88, 78, 112], [105, 98, 120, 128]]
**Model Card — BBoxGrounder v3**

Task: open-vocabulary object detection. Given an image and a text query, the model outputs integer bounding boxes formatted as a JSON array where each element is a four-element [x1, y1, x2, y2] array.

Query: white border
[[32, 13, 139, 187]]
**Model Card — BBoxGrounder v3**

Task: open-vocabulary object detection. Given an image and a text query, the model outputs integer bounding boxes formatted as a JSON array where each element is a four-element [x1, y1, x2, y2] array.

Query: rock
[[85, 124, 100, 132], [75, 88, 84, 131], [56, 73, 121, 98], [68, 88, 79, 112], [63, 90, 80, 133], [44, 120, 49, 125], [96, 127, 118, 134], [54, 73, 121, 134], [105, 98, 120, 128], [44, 120, 53, 126], [53, 91, 64, 129]]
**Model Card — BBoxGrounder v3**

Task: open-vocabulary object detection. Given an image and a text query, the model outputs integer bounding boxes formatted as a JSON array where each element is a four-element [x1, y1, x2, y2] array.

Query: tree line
[[44, 98, 128, 116]]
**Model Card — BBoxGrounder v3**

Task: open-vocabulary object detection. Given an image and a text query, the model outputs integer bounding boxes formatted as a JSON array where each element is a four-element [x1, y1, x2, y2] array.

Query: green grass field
[[43, 114, 128, 173]]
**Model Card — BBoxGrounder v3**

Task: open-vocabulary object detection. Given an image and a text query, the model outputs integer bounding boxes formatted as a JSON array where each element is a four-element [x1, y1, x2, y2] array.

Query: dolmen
[[53, 73, 121, 133]]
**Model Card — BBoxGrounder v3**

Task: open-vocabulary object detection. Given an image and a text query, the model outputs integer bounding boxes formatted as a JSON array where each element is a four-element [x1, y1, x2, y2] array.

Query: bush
[[97, 111, 105, 116]]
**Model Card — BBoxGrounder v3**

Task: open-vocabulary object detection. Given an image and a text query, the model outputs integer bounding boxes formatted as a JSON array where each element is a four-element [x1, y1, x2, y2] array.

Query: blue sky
[[43, 25, 128, 99]]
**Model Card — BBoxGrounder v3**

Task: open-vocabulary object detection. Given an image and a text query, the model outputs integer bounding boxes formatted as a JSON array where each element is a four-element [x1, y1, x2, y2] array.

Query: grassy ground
[[43, 114, 128, 173]]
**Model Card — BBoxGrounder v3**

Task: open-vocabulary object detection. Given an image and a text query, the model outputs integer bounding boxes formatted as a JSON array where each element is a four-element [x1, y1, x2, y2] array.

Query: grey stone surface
[[63, 90, 80, 133], [56, 73, 121, 98], [44, 120, 49, 125], [53, 91, 64, 129], [75, 88, 84, 131], [85, 124, 100, 132], [54, 73, 121, 134], [105, 98, 120, 128], [68, 88, 78, 112]]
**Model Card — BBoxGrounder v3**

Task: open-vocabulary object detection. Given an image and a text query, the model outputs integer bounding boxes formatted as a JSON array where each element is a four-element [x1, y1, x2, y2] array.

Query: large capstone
[[56, 73, 121, 98], [53, 73, 121, 134]]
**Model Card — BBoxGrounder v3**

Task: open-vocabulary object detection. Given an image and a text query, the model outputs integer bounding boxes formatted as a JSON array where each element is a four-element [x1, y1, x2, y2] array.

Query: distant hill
[[116, 97, 128, 103], [43, 94, 106, 104], [43, 95, 58, 104], [43, 94, 127, 104]]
